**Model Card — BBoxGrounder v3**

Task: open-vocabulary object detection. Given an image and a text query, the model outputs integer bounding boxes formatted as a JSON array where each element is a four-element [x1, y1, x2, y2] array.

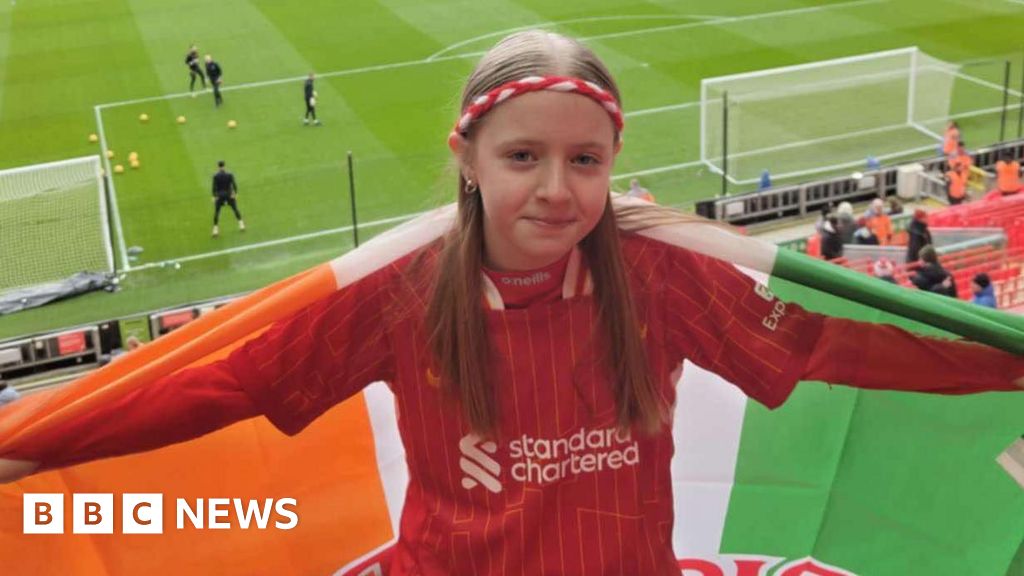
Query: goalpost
[[700, 47, 962, 185], [0, 155, 114, 292]]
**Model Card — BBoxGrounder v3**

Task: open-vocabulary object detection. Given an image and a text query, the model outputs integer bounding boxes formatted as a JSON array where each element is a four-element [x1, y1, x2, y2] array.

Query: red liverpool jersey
[[7, 233, 1022, 575], [233, 236, 827, 575]]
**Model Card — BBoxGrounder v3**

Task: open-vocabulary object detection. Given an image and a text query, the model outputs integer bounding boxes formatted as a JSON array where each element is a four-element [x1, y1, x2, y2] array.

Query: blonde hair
[[427, 31, 669, 438]]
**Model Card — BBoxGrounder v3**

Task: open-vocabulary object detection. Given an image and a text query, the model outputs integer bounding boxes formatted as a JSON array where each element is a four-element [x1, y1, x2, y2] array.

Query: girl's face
[[452, 91, 621, 271]]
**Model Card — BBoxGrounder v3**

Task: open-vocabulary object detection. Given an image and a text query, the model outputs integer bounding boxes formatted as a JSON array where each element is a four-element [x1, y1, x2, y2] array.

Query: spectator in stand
[[835, 202, 856, 244], [814, 204, 832, 234], [872, 258, 897, 284], [0, 379, 19, 407], [946, 165, 967, 205], [865, 198, 893, 245], [820, 214, 843, 260], [943, 121, 960, 156], [854, 217, 879, 245], [886, 197, 903, 215], [971, 273, 996, 308], [911, 245, 956, 297], [995, 151, 1022, 196], [906, 209, 932, 263]]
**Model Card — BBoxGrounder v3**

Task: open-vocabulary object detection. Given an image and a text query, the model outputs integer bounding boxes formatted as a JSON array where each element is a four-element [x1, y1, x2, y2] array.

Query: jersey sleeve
[[660, 247, 824, 408], [1, 361, 259, 472], [1, 268, 397, 471], [805, 317, 1023, 394], [227, 268, 396, 435]]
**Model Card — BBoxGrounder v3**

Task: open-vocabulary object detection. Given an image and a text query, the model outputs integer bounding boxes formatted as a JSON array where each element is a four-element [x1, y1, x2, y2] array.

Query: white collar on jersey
[[480, 246, 594, 311]]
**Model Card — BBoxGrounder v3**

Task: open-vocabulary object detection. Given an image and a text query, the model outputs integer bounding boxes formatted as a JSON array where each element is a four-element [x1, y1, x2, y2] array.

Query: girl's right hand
[[0, 458, 38, 483]]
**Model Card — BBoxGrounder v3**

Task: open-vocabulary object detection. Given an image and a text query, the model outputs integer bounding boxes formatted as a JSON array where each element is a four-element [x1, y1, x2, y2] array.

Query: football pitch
[[2, 0, 1024, 339]]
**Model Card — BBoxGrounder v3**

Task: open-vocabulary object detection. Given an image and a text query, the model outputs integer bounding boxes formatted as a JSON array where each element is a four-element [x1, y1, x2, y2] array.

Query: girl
[[1, 31, 1022, 575]]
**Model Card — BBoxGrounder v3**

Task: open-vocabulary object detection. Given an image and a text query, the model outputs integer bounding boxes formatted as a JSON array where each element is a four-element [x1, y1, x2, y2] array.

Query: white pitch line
[[613, 160, 704, 180], [729, 143, 938, 185], [953, 69, 1024, 98], [427, 14, 727, 61], [94, 105, 130, 271], [910, 122, 943, 141], [570, 0, 884, 45], [729, 123, 912, 159], [127, 212, 422, 272], [97, 0, 884, 110], [625, 101, 700, 117], [96, 52, 479, 110]]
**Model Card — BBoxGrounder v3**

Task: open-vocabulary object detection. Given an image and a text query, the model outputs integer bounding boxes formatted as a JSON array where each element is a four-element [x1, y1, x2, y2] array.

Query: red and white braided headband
[[454, 75, 624, 136]]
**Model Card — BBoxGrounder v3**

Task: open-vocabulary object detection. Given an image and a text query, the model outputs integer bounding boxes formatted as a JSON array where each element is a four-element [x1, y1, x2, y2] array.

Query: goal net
[[0, 156, 113, 292], [700, 47, 963, 185]]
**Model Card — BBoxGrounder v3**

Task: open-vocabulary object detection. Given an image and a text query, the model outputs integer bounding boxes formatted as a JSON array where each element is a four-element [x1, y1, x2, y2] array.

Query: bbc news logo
[[23, 493, 298, 534]]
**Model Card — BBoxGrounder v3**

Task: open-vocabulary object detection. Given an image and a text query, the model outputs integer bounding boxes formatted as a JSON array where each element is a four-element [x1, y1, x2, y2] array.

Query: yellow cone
[[130, 161, 140, 170], [106, 150, 115, 159], [114, 164, 125, 174], [177, 115, 187, 124], [227, 120, 237, 129], [128, 151, 139, 161], [88, 133, 98, 143], [139, 113, 149, 122]]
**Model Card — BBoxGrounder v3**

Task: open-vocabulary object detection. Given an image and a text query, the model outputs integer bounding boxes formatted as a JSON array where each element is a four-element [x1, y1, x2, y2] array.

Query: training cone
[[177, 115, 187, 124], [227, 120, 237, 129], [106, 150, 115, 159], [128, 152, 139, 161], [88, 133, 98, 143], [139, 113, 149, 123], [130, 160, 140, 170], [113, 164, 125, 174]]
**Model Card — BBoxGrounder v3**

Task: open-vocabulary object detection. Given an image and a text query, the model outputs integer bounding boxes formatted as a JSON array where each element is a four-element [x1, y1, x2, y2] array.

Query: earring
[[465, 179, 479, 194]]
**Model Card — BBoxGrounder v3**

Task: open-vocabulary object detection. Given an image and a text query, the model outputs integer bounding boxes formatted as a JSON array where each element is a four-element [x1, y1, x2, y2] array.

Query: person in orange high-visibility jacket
[[947, 167, 968, 205], [996, 152, 1022, 196], [865, 198, 893, 245], [949, 141, 972, 174], [943, 121, 960, 156]]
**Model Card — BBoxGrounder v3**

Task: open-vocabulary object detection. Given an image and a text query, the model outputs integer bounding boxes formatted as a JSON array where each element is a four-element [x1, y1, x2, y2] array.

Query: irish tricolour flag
[[1, 199, 1021, 576]]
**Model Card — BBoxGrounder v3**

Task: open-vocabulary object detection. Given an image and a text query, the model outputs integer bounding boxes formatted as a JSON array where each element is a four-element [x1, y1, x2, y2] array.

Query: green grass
[[3, 0, 1024, 339]]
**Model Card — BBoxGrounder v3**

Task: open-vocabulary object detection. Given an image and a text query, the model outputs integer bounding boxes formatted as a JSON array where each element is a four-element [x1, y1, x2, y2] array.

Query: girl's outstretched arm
[[804, 317, 1024, 394], [0, 266, 395, 481], [0, 360, 258, 481]]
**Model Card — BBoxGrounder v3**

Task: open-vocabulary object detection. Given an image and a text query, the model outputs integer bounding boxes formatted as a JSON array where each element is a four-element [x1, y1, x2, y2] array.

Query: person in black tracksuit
[[185, 45, 206, 93], [205, 55, 224, 107], [211, 160, 244, 237], [303, 72, 321, 125]]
